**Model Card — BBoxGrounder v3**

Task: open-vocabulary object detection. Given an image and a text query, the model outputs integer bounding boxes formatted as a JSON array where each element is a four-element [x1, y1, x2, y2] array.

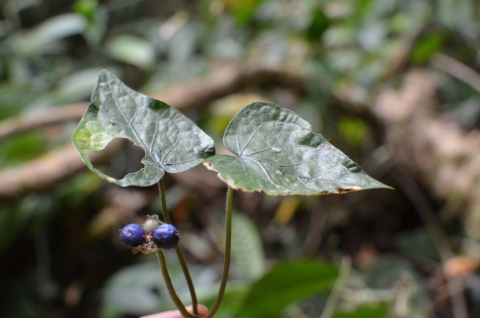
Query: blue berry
[[120, 223, 145, 247], [152, 224, 180, 249]]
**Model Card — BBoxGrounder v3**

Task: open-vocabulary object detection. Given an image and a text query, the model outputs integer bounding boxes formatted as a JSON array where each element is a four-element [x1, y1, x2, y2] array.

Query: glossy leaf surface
[[205, 102, 390, 195], [72, 70, 215, 187]]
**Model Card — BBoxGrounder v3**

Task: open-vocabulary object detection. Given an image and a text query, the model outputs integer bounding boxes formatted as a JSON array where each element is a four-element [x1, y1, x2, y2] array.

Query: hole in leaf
[[88, 138, 146, 180]]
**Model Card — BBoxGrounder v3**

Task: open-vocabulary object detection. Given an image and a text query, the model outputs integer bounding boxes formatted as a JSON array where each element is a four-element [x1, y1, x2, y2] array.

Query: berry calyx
[[152, 224, 180, 249], [143, 217, 160, 234], [120, 223, 145, 247]]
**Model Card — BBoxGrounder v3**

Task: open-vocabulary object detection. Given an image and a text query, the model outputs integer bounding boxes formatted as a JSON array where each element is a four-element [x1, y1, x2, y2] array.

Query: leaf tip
[[366, 180, 394, 191], [96, 69, 121, 89], [98, 69, 112, 77]]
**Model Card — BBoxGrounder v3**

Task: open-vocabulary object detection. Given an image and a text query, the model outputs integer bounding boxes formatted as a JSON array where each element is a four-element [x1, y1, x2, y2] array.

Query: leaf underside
[[72, 70, 215, 187], [204, 102, 390, 196]]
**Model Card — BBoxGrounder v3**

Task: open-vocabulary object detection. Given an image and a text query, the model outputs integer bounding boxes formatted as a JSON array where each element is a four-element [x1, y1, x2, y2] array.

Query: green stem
[[158, 178, 172, 224], [206, 186, 234, 318], [158, 179, 199, 316], [155, 250, 195, 318]]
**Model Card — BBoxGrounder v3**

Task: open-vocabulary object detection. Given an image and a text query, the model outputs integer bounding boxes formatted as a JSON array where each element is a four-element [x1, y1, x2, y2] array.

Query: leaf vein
[[161, 132, 181, 165], [239, 159, 248, 180], [247, 159, 281, 189], [107, 81, 159, 165], [150, 119, 160, 161], [239, 121, 275, 156]]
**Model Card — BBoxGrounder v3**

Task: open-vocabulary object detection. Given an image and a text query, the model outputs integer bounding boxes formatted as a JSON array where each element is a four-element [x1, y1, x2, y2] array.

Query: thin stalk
[[320, 256, 352, 318], [206, 186, 234, 318], [157, 178, 173, 224], [155, 250, 195, 318], [158, 179, 199, 316]]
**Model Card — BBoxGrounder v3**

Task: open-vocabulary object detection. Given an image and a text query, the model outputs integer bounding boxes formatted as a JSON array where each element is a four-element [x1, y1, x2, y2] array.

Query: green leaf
[[333, 304, 389, 318], [201, 284, 249, 317], [306, 8, 330, 42], [72, 70, 215, 187], [53, 68, 106, 103], [106, 35, 156, 70], [223, 0, 265, 24], [236, 260, 339, 317], [16, 13, 87, 56], [204, 102, 390, 196], [102, 262, 165, 316], [231, 211, 266, 280], [412, 33, 445, 64]]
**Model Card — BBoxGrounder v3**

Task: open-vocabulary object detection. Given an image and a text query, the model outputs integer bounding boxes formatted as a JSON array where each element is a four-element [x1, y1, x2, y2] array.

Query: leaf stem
[[206, 186, 234, 318], [158, 179, 199, 316], [155, 250, 195, 318]]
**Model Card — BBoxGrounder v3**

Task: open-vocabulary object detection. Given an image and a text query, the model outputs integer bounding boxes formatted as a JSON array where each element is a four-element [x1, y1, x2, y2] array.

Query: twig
[[392, 167, 468, 318], [382, 22, 423, 78], [392, 168, 452, 259], [293, 198, 328, 258], [432, 53, 480, 93], [0, 63, 306, 141], [0, 103, 88, 140], [429, 277, 472, 304], [320, 256, 352, 318], [0, 143, 117, 199], [285, 305, 309, 318], [0, 62, 379, 142], [0, 63, 308, 198], [0, 61, 384, 201]]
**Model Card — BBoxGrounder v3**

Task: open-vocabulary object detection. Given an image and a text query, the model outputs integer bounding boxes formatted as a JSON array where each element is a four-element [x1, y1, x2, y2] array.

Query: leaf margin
[[72, 70, 215, 187], [204, 101, 392, 196]]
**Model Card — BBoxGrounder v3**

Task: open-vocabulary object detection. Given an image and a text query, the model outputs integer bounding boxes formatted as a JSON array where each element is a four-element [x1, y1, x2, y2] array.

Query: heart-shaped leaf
[[204, 102, 390, 195], [72, 70, 215, 187]]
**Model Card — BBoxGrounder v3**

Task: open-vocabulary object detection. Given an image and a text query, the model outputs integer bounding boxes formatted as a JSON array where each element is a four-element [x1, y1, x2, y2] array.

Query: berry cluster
[[119, 216, 180, 250]]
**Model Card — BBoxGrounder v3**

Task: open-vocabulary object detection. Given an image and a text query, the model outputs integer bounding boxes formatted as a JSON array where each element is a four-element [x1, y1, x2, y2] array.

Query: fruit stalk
[[158, 179, 199, 316], [155, 249, 196, 318], [205, 186, 234, 318]]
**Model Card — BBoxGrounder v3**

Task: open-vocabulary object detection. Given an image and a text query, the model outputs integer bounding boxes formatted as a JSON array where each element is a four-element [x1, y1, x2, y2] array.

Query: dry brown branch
[[382, 23, 423, 78], [293, 197, 328, 259], [0, 144, 103, 199], [0, 63, 306, 141], [392, 168, 468, 318], [0, 103, 88, 140], [432, 53, 480, 93], [374, 69, 480, 239], [374, 70, 476, 318], [3, 62, 480, 231], [152, 62, 307, 109], [0, 62, 379, 141], [0, 63, 308, 198]]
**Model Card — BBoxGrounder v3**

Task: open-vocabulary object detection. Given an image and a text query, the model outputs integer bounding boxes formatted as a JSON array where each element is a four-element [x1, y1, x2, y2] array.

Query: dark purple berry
[[120, 223, 145, 247], [152, 224, 180, 249]]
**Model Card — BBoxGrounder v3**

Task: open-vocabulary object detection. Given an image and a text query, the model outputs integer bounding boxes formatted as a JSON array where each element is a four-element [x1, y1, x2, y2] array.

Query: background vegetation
[[1, 0, 480, 317]]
